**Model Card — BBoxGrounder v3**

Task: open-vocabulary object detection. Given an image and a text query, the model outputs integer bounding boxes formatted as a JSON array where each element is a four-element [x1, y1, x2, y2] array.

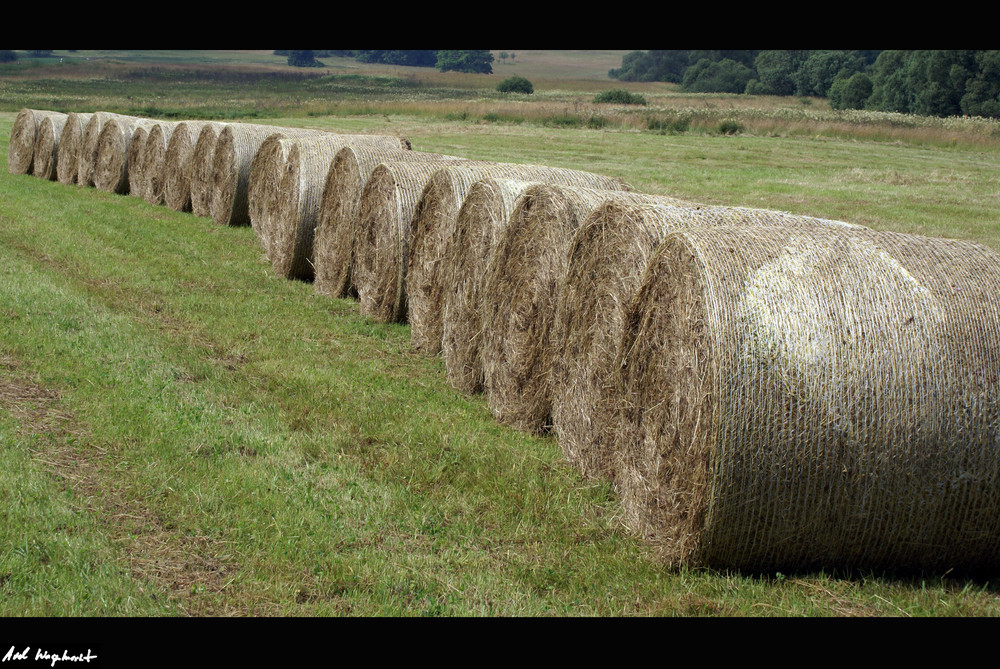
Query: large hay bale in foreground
[[94, 116, 157, 194], [77, 112, 124, 188], [163, 121, 220, 212], [141, 121, 181, 205], [187, 122, 229, 217], [313, 147, 450, 299], [56, 112, 94, 185], [353, 159, 489, 322], [266, 135, 410, 280], [407, 164, 631, 355], [550, 201, 863, 481], [614, 225, 1000, 572], [480, 185, 691, 434], [8, 109, 66, 175], [442, 179, 536, 394], [31, 114, 69, 181]]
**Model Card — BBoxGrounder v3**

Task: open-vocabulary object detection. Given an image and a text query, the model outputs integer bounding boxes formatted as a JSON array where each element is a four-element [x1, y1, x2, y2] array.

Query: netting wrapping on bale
[[31, 114, 69, 181], [56, 112, 94, 185], [479, 185, 691, 434], [8, 109, 66, 175], [406, 163, 631, 355], [613, 225, 1000, 572], [163, 122, 220, 212], [442, 179, 536, 394], [141, 122, 180, 206], [126, 125, 153, 199], [352, 159, 490, 323], [549, 201, 863, 482], [267, 135, 409, 280], [188, 122, 229, 217], [94, 116, 157, 194], [77, 112, 127, 188], [313, 147, 452, 299], [247, 128, 335, 248]]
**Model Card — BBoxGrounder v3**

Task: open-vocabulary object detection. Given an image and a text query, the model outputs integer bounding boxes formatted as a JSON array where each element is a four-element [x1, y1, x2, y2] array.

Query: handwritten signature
[[3, 646, 98, 667]]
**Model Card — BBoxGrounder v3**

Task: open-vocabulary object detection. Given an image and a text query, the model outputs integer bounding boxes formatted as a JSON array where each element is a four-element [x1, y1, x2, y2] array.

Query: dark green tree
[[0, 50, 16, 63], [287, 50, 323, 68], [792, 50, 866, 97], [752, 50, 808, 95], [354, 50, 437, 67], [609, 50, 690, 83], [497, 75, 533, 94], [681, 58, 754, 94], [961, 51, 1000, 118], [866, 50, 912, 113], [828, 72, 874, 110], [436, 50, 494, 74]]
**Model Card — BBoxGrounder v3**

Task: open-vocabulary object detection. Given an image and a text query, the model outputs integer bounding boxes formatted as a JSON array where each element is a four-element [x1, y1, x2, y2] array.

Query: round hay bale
[[141, 121, 180, 205], [614, 225, 1000, 572], [247, 128, 334, 245], [313, 147, 452, 299], [407, 164, 632, 355], [31, 114, 69, 181], [77, 112, 126, 188], [442, 179, 537, 394], [550, 201, 863, 481], [126, 124, 153, 199], [94, 116, 158, 194], [163, 121, 218, 212], [251, 131, 410, 257], [188, 122, 229, 217], [56, 112, 94, 185], [353, 159, 488, 323], [480, 185, 691, 434], [8, 109, 66, 175]]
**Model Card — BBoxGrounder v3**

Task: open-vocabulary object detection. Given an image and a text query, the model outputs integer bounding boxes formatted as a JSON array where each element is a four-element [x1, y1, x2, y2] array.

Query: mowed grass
[[2, 98, 1000, 617]]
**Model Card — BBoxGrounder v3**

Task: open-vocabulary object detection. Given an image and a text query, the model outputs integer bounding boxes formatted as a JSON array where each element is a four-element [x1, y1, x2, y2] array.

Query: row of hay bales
[[10, 108, 1000, 574]]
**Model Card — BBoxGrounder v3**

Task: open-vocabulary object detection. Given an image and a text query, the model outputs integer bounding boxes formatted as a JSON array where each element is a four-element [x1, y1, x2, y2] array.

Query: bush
[[718, 120, 744, 135], [496, 75, 534, 94], [593, 89, 647, 105]]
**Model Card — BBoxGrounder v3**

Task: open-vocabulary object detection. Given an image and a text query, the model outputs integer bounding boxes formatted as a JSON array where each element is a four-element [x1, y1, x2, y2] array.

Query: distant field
[[2, 52, 1000, 617]]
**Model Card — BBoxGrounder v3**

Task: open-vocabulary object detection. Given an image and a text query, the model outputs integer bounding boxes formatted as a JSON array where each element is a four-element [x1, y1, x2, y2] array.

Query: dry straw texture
[[406, 164, 631, 354], [188, 122, 229, 217], [126, 125, 153, 199], [163, 122, 219, 212], [141, 121, 180, 205], [247, 128, 333, 247], [480, 185, 689, 434], [8, 109, 66, 175], [442, 179, 536, 394], [613, 225, 1000, 572], [31, 114, 69, 181], [77, 112, 124, 188], [56, 112, 94, 185], [94, 116, 156, 194], [313, 147, 450, 299], [353, 159, 488, 323], [549, 201, 862, 481], [266, 135, 408, 280]]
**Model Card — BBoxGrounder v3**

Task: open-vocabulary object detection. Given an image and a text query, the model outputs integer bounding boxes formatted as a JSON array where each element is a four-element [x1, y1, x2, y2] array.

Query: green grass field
[[3, 51, 1000, 616]]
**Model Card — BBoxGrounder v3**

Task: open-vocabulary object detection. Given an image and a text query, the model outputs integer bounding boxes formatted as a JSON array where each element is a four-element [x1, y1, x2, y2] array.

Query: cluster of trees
[[275, 50, 495, 74], [609, 50, 1000, 119]]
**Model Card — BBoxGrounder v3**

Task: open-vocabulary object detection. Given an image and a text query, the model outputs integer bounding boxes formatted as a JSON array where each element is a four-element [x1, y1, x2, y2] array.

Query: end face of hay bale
[[189, 123, 228, 217], [56, 112, 93, 185], [616, 225, 1000, 572], [31, 115, 68, 181]]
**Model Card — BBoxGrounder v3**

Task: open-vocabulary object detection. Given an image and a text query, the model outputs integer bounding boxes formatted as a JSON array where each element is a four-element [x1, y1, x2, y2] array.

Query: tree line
[[275, 50, 495, 74], [609, 50, 1000, 119]]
